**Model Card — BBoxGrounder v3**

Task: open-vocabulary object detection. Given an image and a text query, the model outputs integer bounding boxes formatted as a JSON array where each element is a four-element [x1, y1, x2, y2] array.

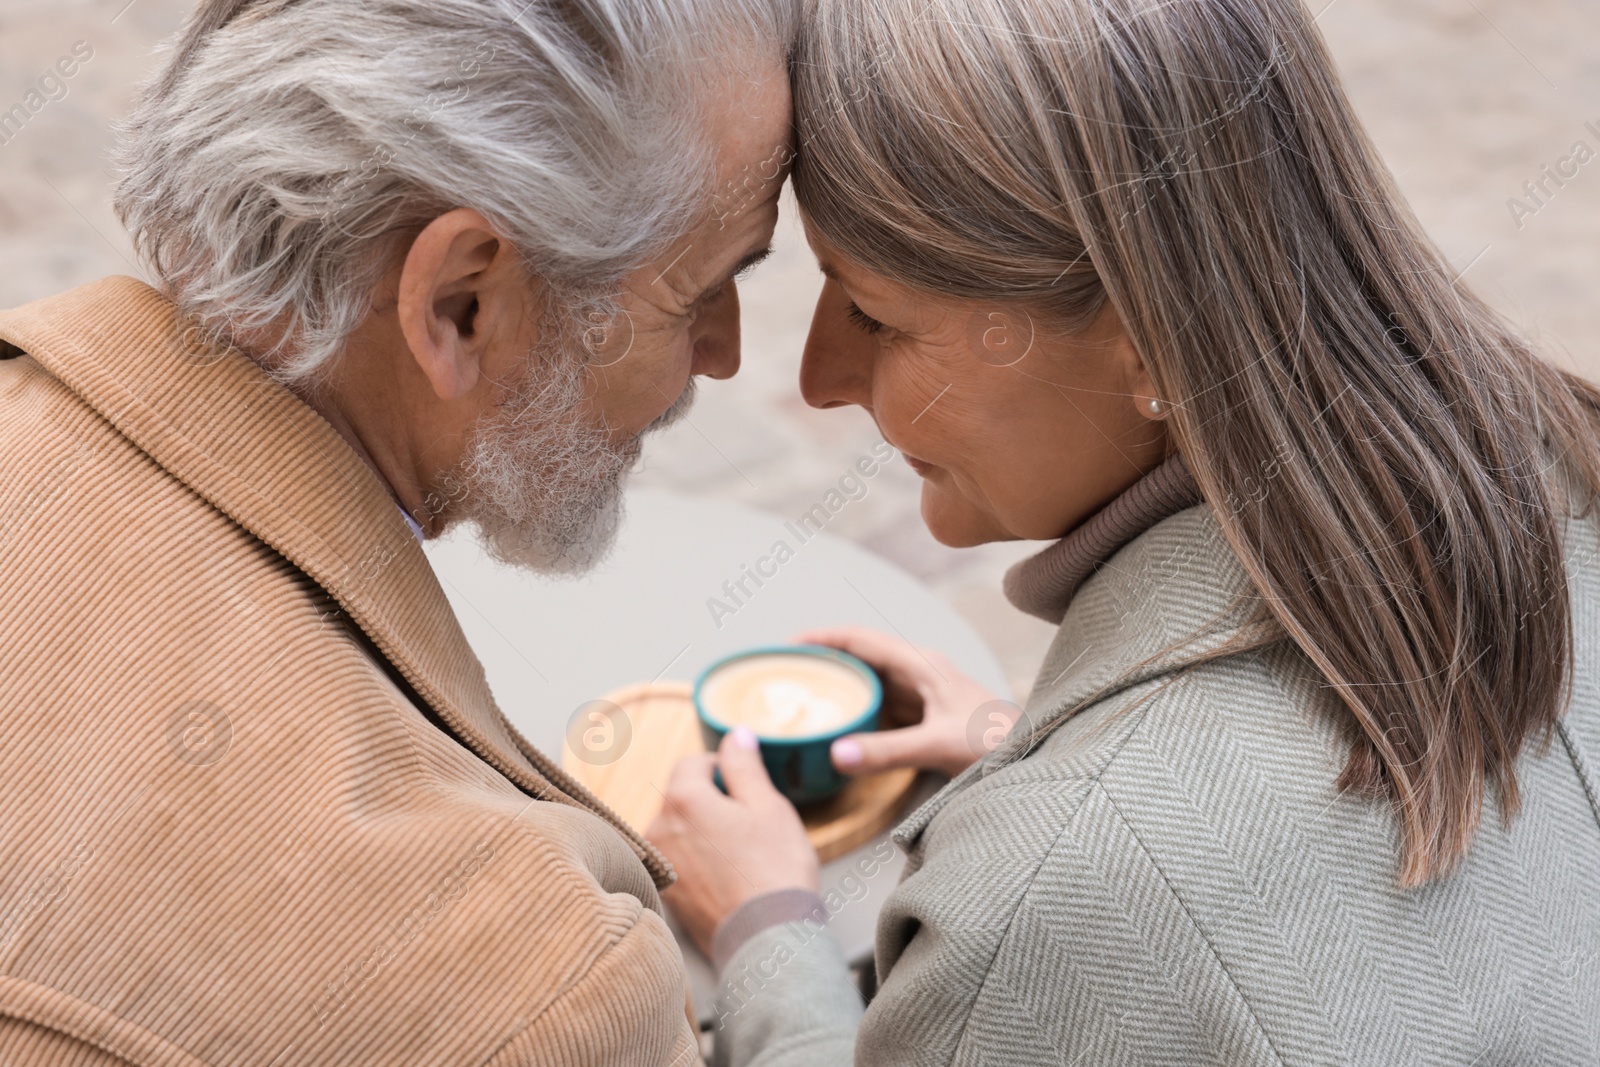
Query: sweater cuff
[[711, 888, 831, 974]]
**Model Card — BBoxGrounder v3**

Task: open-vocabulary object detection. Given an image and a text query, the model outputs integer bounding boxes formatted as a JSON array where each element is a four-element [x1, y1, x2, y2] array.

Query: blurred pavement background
[[2, 0, 1597, 699]]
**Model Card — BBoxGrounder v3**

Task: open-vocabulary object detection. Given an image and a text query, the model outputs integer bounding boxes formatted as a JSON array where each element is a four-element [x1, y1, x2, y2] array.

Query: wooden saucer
[[562, 681, 919, 864]]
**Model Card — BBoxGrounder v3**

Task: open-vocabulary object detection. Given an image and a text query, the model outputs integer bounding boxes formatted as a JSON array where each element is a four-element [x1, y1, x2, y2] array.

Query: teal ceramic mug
[[693, 644, 883, 805]]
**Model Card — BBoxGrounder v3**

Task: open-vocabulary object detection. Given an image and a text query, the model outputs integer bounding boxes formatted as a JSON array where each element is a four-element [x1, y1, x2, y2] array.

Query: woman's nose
[[800, 280, 873, 410], [690, 282, 742, 381]]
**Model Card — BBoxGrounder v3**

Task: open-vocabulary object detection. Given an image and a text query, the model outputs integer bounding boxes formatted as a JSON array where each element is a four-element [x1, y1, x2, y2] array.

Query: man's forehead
[[708, 142, 791, 228], [708, 59, 793, 177], [642, 63, 789, 300], [643, 179, 779, 305]]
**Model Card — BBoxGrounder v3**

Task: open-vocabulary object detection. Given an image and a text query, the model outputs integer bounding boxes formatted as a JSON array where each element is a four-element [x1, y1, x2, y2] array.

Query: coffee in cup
[[694, 645, 883, 804], [698, 652, 875, 739]]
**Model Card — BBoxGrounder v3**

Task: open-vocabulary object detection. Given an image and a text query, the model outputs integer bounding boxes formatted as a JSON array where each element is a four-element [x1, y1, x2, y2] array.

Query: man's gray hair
[[113, 0, 795, 381]]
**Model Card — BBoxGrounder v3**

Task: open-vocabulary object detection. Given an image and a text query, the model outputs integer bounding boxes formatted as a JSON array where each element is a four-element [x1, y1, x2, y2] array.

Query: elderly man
[[0, 0, 793, 1062]]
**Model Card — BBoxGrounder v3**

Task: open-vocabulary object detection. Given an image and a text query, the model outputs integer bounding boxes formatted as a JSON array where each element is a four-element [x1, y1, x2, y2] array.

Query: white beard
[[437, 341, 696, 576]]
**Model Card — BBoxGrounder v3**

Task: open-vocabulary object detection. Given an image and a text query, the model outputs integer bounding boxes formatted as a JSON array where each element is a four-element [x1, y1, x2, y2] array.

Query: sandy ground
[[2, 0, 1597, 699]]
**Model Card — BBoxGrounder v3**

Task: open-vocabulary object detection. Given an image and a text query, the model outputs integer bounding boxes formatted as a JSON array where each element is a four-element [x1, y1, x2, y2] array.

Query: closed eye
[[845, 302, 884, 335], [693, 247, 773, 309]]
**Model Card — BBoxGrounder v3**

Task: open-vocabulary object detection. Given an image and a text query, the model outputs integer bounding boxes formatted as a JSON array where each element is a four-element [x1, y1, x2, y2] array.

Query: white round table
[[424, 487, 1008, 1024]]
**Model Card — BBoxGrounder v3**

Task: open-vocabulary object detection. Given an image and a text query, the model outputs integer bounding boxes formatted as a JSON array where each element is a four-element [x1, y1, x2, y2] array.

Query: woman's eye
[[845, 302, 885, 335]]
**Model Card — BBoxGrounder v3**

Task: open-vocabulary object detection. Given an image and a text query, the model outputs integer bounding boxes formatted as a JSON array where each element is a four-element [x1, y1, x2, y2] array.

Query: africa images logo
[[165, 699, 234, 767]]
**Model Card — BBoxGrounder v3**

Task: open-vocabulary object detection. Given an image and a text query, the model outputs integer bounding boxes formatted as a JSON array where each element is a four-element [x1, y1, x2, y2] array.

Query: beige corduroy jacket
[[0, 277, 699, 1066]]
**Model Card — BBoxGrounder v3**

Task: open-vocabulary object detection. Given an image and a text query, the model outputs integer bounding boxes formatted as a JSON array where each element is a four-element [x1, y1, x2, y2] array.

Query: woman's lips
[[904, 453, 936, 477]]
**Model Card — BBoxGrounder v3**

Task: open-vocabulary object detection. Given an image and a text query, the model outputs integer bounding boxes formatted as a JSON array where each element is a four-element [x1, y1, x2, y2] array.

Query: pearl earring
[[1145, 396, 1164, 416]]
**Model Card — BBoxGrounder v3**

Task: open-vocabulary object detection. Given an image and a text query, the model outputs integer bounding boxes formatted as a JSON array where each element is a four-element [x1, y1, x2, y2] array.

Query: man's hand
[[647, 728, 819, 957], [796, 626, 1022, 779]]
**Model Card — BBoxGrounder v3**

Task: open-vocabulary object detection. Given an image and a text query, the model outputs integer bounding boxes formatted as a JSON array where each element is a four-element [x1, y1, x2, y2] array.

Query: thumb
[[718, 727, 780, 800], [830, 726, 934, 776]]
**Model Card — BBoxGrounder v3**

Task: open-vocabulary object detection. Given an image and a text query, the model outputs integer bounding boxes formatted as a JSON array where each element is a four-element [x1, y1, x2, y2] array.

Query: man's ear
[[396, 208, 532, 401]]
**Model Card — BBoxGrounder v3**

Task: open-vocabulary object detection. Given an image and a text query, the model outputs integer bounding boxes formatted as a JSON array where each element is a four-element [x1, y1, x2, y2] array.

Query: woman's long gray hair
[[794, 0, 1600, 885]]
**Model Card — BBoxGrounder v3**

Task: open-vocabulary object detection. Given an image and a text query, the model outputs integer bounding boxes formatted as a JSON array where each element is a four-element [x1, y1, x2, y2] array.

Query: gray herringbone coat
[[714, 501, 1600, 1066]]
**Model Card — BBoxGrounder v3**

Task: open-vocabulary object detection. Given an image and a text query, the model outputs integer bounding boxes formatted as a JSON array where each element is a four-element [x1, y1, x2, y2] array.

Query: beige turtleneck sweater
[[1003, 451, 1202, 623]]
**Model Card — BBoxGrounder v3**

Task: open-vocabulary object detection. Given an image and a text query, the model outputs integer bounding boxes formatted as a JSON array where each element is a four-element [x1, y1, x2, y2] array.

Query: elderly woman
[[645, 0, 1600, 1063]]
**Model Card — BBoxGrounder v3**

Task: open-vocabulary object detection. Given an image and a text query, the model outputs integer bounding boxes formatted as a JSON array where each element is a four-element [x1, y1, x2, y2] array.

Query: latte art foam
[[701, 653, 875, 738]]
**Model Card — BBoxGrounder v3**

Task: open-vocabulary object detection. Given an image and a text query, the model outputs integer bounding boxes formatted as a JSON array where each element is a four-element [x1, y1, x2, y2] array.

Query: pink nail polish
[[732, 727, 759, 751], [832, 738, 862, 767]]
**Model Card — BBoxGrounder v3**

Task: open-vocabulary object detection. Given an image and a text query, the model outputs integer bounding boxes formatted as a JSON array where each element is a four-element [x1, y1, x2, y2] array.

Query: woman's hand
[[646, 727, 819, 958], [796, 626, 1022, 779]]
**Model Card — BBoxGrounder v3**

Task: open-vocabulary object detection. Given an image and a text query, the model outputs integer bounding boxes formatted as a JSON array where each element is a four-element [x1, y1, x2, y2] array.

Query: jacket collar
[[895, 503, 1284, 849], [0, 277, 673, 888], [1002, 452, 1203, 624]]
